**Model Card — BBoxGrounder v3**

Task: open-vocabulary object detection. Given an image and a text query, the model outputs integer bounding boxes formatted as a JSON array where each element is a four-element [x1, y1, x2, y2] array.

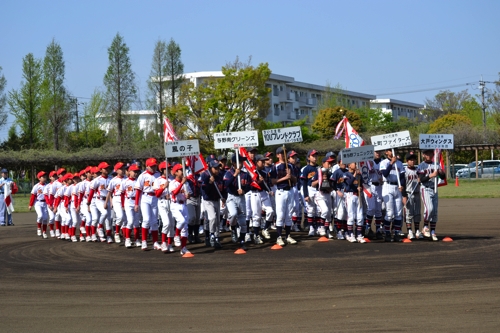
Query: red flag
[[334, 116, 365, 148], [163, 117, 178, 142], [186, 153, 208, 174], [4, 182, 14, 214], [436, 149, 448, 187]]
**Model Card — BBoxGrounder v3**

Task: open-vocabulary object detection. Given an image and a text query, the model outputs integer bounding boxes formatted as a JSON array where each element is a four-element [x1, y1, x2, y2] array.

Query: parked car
[[449, 164, 467, 178], [456, 160, 500, 178]]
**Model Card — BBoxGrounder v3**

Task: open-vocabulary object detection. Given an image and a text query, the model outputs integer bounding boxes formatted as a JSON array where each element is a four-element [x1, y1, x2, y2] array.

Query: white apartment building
[[183, 72, 376, 126], [97, 110, 158, 134], [370, 99, 424, 121]]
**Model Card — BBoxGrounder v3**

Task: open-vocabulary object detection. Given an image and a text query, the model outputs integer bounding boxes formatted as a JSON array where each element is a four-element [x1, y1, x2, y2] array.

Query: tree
[[0, 66, 7, 130], [146, 39, 169, 136], [317, 82, 351, 110], [460, 98, 484, 127], [8, 53, 43, 149], [103, 33, 136, 145], [428, 114, 472, 134], [165, 38, 184, 107], [423, 90, 472, 121], [40, 39, 70, 150], [352, 106, 393, 132], [312, 106, 361, 139], [79, 89, 108, 148]]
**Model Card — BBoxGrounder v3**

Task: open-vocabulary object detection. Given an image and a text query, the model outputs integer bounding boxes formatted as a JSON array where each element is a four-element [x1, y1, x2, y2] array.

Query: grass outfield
[[8, 178, 500, 213]]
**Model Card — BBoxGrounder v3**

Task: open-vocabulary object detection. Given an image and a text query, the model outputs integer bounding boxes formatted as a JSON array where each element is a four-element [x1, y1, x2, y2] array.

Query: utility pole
[[479, 76, 486, 132], [75, 97, 80, 133]]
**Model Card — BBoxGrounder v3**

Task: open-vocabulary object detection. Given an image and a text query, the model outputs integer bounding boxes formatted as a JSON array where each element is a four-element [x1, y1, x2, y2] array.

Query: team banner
[[214, 131, 259, 149], [419, 134, 454, 150], [341, 145, 375, 164], [186, 153, 208, 174], [262, 126, 303, 146], [370, 130, 411, 151], [163, 117, 179, 142], [164, 140, 200, 158], [334, 117, 364, 147]]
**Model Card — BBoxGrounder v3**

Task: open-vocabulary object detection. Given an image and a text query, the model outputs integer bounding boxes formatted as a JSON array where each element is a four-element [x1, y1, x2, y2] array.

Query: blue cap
[[0, 169, 8, 173], [209, 160, 220, 168]]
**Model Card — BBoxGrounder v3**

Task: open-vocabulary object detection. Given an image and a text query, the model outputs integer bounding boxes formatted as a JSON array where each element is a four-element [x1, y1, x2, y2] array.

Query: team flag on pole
[[186, 153, 208, 174], [163, 117, 179, 142], [436, 149, 448, 187], [5, 182, 14, 214]]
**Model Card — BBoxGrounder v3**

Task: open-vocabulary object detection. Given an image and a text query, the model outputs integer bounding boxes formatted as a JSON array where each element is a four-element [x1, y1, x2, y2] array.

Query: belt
[[174, 200, 185, 204], [278, 187, 290, 191], [98, 196, 106, 200], [144, 192, 154, 196], [371, 182, 380, 186], [127, 197, 135, 200], [384, 182, 398, 186], [346, 191, 358, 195], [38, 199, 46, 202]]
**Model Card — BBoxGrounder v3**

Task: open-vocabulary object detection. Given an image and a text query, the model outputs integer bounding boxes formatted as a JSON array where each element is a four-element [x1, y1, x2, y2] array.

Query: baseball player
[[56, 173, 73, 240], [43, 171, 57, 237], [417, 149, 445, 241], [69, 173, 82, 242], [223, 153, 252, 251], [79, 167, 94, 242], [88, 162, 113, 243], [169, 163, 192, 255], [76, 170, 88, 241], [250, 154, 274, 244], [364, 151, 384, 239], [50, 168, 67, 238], [270, 146, 298, 246], [243, 147, 258, 242], [106, 162, 127, 244], [315, 156, 335, 238], [343, 163, 366, 243], [153, 161, 175, 253], [380, 148, 406, 242], [186, 167, 202, 244], [200, 160, 226, 249], [287, 151, 302, 232], [28, 171, 49, 238], [301, 150, 319, 236], [402, 152, 422, 240], [123, 164, 141, 248], [134, 158, 161, 251], [331, 155, 348, 240]]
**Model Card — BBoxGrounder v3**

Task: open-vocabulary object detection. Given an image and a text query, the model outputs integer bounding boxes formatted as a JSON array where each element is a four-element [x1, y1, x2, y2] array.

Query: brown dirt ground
[[0, 198, 499, 333]]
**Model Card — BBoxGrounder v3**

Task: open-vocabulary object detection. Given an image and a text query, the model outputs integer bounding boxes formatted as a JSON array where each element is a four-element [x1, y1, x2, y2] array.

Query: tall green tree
[[41, 39, 70, 150], [0, 66, 7, 129], [146, 39, 169, 136], [8, 53, 43, 149], [72, 89, 108, 149], [166, 38, 184, 106], [423, 90, 471, 121], [312, 106, 361, 139], [103, 33, 136, 145]]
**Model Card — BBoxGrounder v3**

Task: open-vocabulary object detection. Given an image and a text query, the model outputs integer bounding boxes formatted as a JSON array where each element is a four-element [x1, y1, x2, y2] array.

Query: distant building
[[370, 99, 424, 121], [97, 110, 157, 136]]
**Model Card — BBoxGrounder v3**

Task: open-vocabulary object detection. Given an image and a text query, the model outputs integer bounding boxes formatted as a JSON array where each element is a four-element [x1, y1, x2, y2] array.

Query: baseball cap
[[322, 156, 334, 163], [247, 147, 258, 153], [264, 152, 273, 158], [97, 162, 110, 169], [406, 152, 417, 161], [172, 164, 183, 173], [326, 151, 336, 159], [287, 151, 297, 158], [158, 161, 167, 171], [114, 162, 124, 171], [72, 173, 80, 179], [1, 168, 8, 173], [128, 164, 140, 172], [146, 158, 157, 167], [91, 166, 100, 174], [255, 154, 269, 162], [84, 166, 92, 173], [206, 154, 217, 163], [208, 160, 220, 168], [307, 149, 318, 157], [422, 149, 434, 154], [49, 171, 57, 178], [79, 170, 86, 177], [231, 154, 246, 164], [56, 168, 66, 175], [276, 147, 284, 155], [218, 155, 227, 161], [37, 171, 46, 178]]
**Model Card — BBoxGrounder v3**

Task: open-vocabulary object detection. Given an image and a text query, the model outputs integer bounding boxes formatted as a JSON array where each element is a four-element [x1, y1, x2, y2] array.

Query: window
[[280, 86, 284, 91]]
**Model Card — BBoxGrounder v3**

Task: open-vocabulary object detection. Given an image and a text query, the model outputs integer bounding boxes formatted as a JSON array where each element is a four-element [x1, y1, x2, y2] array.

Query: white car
[[456, 160, 500, 178]]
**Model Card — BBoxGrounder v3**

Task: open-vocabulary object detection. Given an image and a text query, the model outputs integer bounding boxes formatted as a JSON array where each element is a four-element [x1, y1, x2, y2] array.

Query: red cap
[[79, 170, 86, 177], [85, 166, 92, 173], [37, 171, 46, 179], [98, 162, 110, 169], [172, 164, 183, 173], [56, 168, 66, 175], [158, 161, 167, 171], [114, 162, 124, 171], [128, 164, 140, 172], [287, 150, 298, 158], [72, 173, 80, 179], [91, 166, 100, 174], [146, 158, 157, 167], [62, 173, 71, 181], [49, 171, 57, 178]]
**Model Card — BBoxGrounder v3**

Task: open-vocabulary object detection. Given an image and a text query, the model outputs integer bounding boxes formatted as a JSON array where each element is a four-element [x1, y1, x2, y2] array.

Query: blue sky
[[1, 0, 499, 139]]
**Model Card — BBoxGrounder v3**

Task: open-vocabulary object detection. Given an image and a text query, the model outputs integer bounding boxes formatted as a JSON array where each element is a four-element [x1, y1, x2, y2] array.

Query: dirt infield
[[1, 198, 499, 332]]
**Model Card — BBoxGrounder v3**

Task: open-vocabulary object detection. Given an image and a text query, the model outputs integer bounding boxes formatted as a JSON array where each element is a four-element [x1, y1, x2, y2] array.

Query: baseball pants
[[315, 191, 332, 222], [346, 193, 363, 227], [421, 187, 438, 223], [382, 184, 403, 221], [158, 198, 174, 237], [124, 200, 140, 229], [170, 202, 188, 237], [405, 192, 421, 225], [226, 193, 247, 233], [140, 194, 158, 231], [112, 196, 125, 227], [187, 196, 201, 226], [34, 201, 48, 224], [250, 190, 274, 228], [96, 198, 112, 231], [275, 189, 293, 227], [203, 200, 221, 236]]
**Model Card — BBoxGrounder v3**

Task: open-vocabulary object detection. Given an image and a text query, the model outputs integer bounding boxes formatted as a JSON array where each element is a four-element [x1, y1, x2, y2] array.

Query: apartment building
[[369, 99, 424, 121]]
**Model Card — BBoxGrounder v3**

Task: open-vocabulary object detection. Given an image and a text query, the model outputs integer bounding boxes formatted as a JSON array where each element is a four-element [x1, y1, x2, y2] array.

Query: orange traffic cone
[[182, 252, 195, 258], [442, 237, 453, 242], [271, 244, 283, 250], [318, 236, 329, 242], [402, 238, 412, 243], [234, 248, 247, 254], [455, 176, 459, 187]]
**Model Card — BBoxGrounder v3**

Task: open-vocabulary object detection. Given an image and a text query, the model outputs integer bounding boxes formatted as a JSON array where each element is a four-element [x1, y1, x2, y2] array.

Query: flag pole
[[392, 148, 401, 188], [434, 149, 438, 193], [235, 148, 241, 190]]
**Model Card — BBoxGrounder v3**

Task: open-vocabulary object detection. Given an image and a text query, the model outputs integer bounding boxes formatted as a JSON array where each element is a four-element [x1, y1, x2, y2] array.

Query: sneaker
[[261, 229, 271, 239], [100, 237, 106, 243], [55, 230, 61, 238], [180, 247, 191, 256], [106, 236, 112, 244], [276, 236, 285, 246], [329, 224, 334, 232], [255, 235, 264, 245], [347, 234, 357, 243], [423, 226, 431, 238], [431, 232, 438, 242], [292, 224, 300, 232], [230, 230, 238, 243], [198, 226, 204, 235], [318, 226, 326, 236], [50, 230, 55, 238], [42, 232, 48, 239], [174, 236, 181, 247], [153, 242, 161, 250], [97, 228, 105, 238], [270, 223, 277, 230], [125, 238, 132, 248], [37, 229, 42, 236], [308, 226, 315, 237], [141, 241, 148, 250], [245, 233, 252, 243], [356, 235, 366, 243], [167, 244, 175, 252], [91, 234, 98, 242], [161, 242, 168, 252], [135, 239, 142, 247], [366, 228, 375, 239], [71, 236, 77, 242], [65, 234, 71, 240], [336, 231, 345, 240], [80, 236, 85, 242], [80, 226, 86, 235], [328, 232, 335, 239], [415, 230, 424, 239], [286, 235, 297, 245], [114, 234, 121, 243], [86, 236, 91, 242], [407, 230, 415, 240]]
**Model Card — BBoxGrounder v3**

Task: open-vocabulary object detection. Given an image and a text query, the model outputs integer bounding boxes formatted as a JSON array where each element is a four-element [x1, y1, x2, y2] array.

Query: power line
[[376, 82, 476, 96]]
